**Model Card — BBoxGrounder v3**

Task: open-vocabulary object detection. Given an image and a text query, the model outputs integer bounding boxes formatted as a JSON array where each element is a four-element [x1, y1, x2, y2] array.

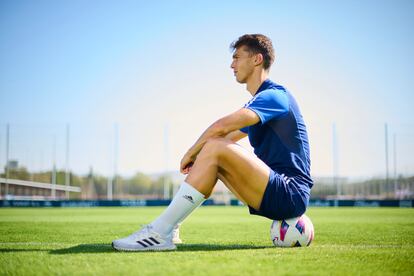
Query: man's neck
[[246, 70, 269, 96]]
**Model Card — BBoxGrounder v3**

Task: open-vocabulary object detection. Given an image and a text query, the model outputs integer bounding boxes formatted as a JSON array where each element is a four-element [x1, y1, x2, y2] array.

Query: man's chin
[[235, 77, 246, 84]]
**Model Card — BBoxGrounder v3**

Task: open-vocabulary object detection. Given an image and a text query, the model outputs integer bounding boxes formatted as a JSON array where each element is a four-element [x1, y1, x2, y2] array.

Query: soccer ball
[[270, 214, 314, 247]]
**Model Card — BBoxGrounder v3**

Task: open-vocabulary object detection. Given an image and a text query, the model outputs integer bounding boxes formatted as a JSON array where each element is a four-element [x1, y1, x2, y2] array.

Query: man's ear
[[254, 53, 264, 66]]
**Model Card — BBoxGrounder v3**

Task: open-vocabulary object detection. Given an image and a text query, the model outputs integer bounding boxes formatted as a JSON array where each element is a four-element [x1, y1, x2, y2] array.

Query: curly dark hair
[[230, 34, 275, 70]]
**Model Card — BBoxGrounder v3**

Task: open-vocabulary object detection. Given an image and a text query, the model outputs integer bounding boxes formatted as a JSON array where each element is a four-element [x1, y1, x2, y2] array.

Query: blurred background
[[1, 0, 413, 202]]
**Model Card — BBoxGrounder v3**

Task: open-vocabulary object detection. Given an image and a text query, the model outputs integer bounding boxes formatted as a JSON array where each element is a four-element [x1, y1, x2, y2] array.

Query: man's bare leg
[[150, 136, 270, 237], [185, 137, 270, 210], [170, 137, 270, 244], [112, 137, 271, 251]]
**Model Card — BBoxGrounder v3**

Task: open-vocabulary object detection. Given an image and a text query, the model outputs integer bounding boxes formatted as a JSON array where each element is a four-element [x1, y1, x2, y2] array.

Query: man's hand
[[180, 152, 195, 174]]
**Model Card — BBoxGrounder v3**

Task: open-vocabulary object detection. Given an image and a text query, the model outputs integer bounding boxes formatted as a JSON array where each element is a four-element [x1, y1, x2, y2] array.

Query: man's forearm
[[184, 107, 258, 161], [185, 121, 227, 160], [225, 130, 247, 142]]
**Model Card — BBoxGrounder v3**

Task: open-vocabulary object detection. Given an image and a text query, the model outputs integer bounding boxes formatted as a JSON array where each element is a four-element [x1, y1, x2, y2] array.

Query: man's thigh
[[216, 141, 270, 210]]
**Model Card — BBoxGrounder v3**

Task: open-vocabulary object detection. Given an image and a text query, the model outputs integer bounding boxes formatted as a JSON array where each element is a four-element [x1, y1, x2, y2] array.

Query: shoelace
[[129, 225, 151, 239], [131, 225, 166, 247]]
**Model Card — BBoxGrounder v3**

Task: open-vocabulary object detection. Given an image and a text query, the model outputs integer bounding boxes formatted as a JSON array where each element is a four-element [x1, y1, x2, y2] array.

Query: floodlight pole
[[5, 124, 10, 197], [52, 135, 56, 199], [163, 123, 170, 199], [332, 123, 339, 199], [112, 123, 119, 200], [107, 176, 112, 200], [384, 123, 389, 198], [107, 124, 118, 201], [393, 133, 397, 199], [65, 124, 70, 200]]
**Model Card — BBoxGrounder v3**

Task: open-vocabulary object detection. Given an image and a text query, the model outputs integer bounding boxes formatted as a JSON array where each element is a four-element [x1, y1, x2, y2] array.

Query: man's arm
[[180, 108, 258, 173], [224, 130, 248, 142]]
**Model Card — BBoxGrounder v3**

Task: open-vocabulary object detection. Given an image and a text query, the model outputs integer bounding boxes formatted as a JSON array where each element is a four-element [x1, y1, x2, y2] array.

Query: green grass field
[[0, 206, 413, 275]]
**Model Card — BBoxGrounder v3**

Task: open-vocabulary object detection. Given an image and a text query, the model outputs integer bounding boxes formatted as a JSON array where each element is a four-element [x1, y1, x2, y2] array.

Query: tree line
[[2, 165, 413, 200], [1, 166, 177, 199]]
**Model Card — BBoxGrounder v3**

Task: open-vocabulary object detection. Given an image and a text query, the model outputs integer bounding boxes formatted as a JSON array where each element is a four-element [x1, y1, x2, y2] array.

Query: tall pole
[[332, 123, 339, 199], [52, 135, 56, 199], [5, 124, 10, 197], [107, 124, 117, 201], [107, 176, 112, 200], [163, 123, 170, 199], [88, 166, 94, 200], [112, 123, 119, 200], [393, 133, 397, 199], [384, 123, 389, 198], [65, 124, 70, 199]]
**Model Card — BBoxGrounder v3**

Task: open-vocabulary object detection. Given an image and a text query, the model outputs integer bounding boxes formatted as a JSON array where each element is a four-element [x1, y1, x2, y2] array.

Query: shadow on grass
[[50, 244, 113, 254], [0, 248, 50, 253], [0, 244, 112, 254], [48, 243, 272, 254]]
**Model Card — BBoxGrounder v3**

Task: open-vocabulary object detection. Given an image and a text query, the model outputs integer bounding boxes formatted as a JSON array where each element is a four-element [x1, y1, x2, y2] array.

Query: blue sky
[[1, 0, 413, 178]]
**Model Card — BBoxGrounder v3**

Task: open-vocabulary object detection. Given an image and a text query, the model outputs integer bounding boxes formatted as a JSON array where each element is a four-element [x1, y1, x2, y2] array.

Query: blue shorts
[[248, 170, 310, 220]]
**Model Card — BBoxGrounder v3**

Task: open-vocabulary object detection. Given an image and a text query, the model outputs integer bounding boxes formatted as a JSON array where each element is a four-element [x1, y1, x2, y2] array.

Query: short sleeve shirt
[[241, 79, 313, 188]]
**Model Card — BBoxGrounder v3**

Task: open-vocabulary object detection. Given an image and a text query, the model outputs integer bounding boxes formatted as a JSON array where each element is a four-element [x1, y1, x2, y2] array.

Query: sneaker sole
[[112, 242, 176, 252]]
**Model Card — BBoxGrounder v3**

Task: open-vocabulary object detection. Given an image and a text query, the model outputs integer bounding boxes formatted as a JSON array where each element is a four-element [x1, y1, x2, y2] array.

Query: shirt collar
[[254, 79, 275, 95]]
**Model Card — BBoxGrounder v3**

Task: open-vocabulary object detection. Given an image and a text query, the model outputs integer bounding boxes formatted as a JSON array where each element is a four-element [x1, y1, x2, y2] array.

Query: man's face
[[230, 46, 255, 83]]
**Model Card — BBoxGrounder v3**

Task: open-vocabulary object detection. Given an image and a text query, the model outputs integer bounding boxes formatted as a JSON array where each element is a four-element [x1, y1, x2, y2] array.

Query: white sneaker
[[112, 224, 176, 251], [172, 224, 182, 244]]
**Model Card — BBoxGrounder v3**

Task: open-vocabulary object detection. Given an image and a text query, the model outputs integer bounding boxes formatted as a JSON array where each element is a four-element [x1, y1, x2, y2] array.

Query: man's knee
[[202, 137, 231, 156]]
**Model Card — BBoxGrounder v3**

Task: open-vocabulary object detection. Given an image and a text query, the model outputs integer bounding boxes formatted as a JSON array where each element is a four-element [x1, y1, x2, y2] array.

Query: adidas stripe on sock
[[150, 182, 205, 236]]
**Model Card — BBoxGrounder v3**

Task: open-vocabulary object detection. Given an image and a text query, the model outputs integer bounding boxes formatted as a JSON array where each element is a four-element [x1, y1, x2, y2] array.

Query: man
[[112, 34, 313, 251]]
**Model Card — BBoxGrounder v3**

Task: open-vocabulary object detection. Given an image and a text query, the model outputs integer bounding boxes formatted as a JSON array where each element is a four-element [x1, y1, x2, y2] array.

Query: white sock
[[150, 182, 205, 236]]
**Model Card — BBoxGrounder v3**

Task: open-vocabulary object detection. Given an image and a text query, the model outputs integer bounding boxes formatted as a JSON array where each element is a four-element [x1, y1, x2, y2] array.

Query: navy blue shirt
[[240, 79, 313, 189]]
